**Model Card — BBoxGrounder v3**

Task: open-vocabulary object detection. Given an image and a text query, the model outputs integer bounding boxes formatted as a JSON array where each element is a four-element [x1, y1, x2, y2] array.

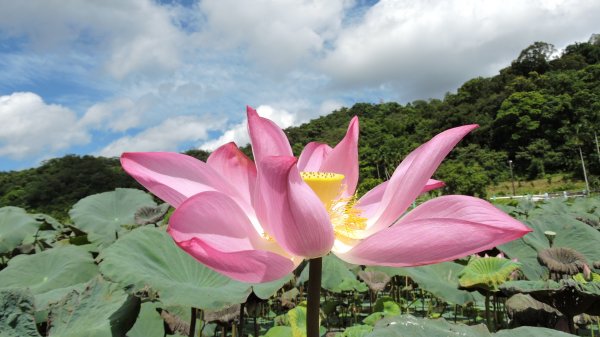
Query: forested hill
[[1, 37, 599, 219]]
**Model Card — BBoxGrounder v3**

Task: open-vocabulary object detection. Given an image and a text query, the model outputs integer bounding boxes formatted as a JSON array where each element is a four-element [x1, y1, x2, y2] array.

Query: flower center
[[300, 171, 367, 241], [300, 171, 345, 205]]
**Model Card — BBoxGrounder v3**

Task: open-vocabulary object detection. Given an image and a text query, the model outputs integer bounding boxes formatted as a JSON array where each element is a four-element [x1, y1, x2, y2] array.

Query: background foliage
[[1, 37, 600, 219]]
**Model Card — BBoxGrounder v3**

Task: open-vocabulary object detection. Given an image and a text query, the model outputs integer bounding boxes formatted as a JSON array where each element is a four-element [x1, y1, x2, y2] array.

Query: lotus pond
[[0, 188, 599, 337]]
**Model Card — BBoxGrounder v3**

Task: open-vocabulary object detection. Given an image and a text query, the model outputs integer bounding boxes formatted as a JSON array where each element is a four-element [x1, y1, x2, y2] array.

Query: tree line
[[1, 36, 599, 219]]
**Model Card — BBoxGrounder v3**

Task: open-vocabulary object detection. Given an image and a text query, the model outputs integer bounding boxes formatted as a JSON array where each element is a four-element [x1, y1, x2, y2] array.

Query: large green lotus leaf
[[0, 289, 41, 337], [252, 273, 293, 300], [367, 314, 577, 337], [499, 213, 600, 281], [0, 245, 98, 310], [48, 277, 140, 337], [497, 238, 547, 281], [501, 280, 600, 317], [363, 300, 401, 326], [494, 326, 577, 337], [531, 214, 600, 261], [298, 254, 367, 293], [458, 257, 521, 292], [263, 326, 293, 337], [0, 207, 41, 254], [372, 262, 482, 305], [338, 325, 373, 337], [268, 306, 325, 337], [505, 293, 562, 329], [366, 314, 491, 337], [68, 188, 156, 247], [537, 197, 600, 221], [98, 226, 251, 309], [127, 302, 165, 337]]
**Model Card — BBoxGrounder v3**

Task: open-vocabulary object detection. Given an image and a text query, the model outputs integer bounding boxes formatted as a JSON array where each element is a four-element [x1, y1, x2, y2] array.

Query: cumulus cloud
[[0, 92, 89, 160], [200, 105, 297, 151], [197, 0, 351, 72], [321, 0, 600, 99], [97, 115, 224, 157], [79, 96, 161, 132], [0, 0, 184, 79]]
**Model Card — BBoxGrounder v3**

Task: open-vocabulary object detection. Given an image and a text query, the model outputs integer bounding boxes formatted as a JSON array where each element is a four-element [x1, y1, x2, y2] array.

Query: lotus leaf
[[263, 326, 293, 337], [268, 305, 325, 337], [0, 207, 41, 254], [358, 268, 391, 293], [499, 212, 600, 281], [98, 226, 252, 309], [458, 256, 521, 292], [337, 324, 373, 337], [365, 314, 577, 337], [298, 254, 367, 293], [493, 326, 577, 337], [0, 245, 98, 310], [372, 262, 482, 305], [573, 272, 600, 283], [48, 276, 140, 337], [252, 273, 293, 300], [127, 302, 165, 337], [69, 188, 156, 247], [204, 303, 240, 323], [363, 300, 401, 326], [134, 203, 170, 225], [538, 247, 586, 277], [0, 289, 41, 337], [367, 314, 490, 337], [501, 279, 600, 333], [505, 293, 563, 329]]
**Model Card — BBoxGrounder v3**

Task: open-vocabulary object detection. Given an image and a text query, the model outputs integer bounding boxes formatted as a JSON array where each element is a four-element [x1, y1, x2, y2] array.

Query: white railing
[[490, 190, 597, 202]]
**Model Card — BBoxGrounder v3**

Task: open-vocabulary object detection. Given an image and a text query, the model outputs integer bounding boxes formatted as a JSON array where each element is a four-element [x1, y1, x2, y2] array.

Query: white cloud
[[97, 115, 224, 157], [0, 0, 184, 79], [200, 105, 297, 151], [197, 0, 351, 72], [0, 92, 89, 160], [79, 96, 161, 132], [321, 0, 600, 98]]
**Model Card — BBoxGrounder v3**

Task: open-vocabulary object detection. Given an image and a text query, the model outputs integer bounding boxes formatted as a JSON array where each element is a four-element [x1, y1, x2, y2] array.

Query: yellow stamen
[[300, 171, 367, 241], [330, 195, 367, 240], [300, 171, 345, 205]]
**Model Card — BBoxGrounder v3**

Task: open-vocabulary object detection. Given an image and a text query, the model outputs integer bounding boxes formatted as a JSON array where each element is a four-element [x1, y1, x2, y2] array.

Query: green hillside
[[2, 37, 600, 219]]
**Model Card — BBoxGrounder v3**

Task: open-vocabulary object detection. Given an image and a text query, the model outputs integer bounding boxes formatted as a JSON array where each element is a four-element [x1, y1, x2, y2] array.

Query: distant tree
[[511, 41, 556, 76]]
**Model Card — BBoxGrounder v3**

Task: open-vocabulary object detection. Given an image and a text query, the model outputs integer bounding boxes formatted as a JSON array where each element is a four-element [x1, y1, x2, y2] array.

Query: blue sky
[[0, 0, 599, 171]]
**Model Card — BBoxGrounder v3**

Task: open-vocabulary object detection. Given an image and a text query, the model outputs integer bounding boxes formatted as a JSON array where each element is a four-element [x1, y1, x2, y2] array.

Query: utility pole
[[595, 132, 600, 165], [508, 160, 516, 196], [579, 147, 590, 195]]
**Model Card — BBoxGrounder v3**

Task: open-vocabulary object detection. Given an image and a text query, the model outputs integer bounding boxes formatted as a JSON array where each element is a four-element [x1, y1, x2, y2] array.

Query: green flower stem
[[239, 302, 245, 337], [189, 307, 197, 337], [307, 257, 322, 337]]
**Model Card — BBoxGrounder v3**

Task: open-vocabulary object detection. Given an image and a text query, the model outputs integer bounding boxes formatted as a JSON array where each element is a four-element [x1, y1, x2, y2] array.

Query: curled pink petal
[[247, 106, 293, 165], [168, 191, 263, 251], [321, 116, 359, 195], [169, 191, 295, 282], [297, 142, 332, 172], [358, 178, 445, 219], [364, 125, 478, 236], [207, 142, 257, 209], [398, 195, 531, 234], [121, 152, 237, 208], [255, 156, 334, 258], [336, 195, 531, 266], [422, 179, 445, 193], [178, 238, 295, 283]]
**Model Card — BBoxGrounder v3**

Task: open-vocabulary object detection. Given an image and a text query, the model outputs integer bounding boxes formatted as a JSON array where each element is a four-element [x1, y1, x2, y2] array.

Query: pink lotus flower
[[121, 107, 531, 283]]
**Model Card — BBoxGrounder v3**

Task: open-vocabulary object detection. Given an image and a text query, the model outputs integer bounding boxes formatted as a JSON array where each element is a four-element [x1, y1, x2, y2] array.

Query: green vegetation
[[1, 193, 600, 336], [2, 36, 600, 218]]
